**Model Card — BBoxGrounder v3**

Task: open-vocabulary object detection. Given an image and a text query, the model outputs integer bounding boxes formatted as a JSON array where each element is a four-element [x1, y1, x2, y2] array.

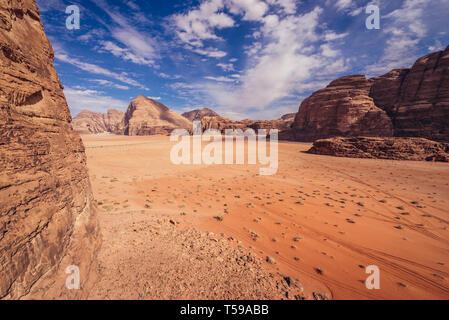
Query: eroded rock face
[[119, 95, 192, 136], [292, 75, 394, 141], [200, 116, 294, 139], [0, 0, 99, 299], [293, 46, 449, 142], [308, 137, 449, 162], [371, 47, 449, 141], [182, 108, 219, 121], [72, 109, 124, 135]]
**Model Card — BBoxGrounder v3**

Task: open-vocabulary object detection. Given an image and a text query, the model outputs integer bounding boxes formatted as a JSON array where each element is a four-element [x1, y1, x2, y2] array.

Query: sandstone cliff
[[0, 0, 99, 299], [73, 109, 124, 135], [292, 75, 394, 141], [371, 47, 449, 141], [308, 137, 449, 162], [118, 95, 192, 136], [292, 46, 449, 142], [182, 108, 219, 121]]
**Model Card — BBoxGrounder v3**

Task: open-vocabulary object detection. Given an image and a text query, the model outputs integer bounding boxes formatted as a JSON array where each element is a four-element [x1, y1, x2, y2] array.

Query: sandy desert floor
[[82, 134, 449, 300]]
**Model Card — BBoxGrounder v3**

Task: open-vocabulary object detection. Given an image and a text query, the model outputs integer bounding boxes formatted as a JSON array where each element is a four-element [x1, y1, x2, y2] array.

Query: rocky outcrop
[[119, 95, 192, 136], [308, 137, 449, 162], [72, 109, 124, 135], [182, 108, 219, 121], [292, 46, 449, 142], [292, 75, 394, 141], [0, 0, 99, 299], [371, 47, 449, 141], [200, 116, 294, 139]]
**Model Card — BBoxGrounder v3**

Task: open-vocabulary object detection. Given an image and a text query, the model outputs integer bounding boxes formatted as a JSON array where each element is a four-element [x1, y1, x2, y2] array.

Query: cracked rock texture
[[0, 0, 99, 299]]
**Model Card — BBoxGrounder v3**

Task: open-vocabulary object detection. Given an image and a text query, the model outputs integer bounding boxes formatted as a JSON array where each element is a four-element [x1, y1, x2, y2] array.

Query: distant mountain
[[200, 115, 294, 140], [292, 46, 449, 142], [119, 95, 192, 136], [182, 108, 219, 121], [72, 109, 124, 135]]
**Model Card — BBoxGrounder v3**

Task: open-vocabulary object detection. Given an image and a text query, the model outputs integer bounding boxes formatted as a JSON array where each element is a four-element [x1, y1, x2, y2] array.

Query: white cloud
[[95, 1, 158, 66], [334, 0, 353, 11], [365, 0, 435, 75], [193, 47, 228, 58], [159, 73, 182, 79], [225, 0, 269, 21], [206, 7, 342, 110], [54, 45, 148, 90], [204, 76, 237, 82], [100, 41, 154, 65], [217, 62, 235, 71], [89, 79, 130, 90], [266, 0, 297, 14], [324, 31, 349, 41], [173, 0, 234, 47], [64, 87, 129, 115]]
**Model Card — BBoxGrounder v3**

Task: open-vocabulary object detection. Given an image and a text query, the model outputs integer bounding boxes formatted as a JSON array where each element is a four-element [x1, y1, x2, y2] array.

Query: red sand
[[82, 134, 449, 300]]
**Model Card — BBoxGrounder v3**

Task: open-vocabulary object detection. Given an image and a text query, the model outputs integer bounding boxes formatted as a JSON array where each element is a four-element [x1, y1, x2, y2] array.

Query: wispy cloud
[[365, 0, 449, 75], [64, 87, 129, 115], [54, 45, 148, 90], [89, 79, 130, 90]]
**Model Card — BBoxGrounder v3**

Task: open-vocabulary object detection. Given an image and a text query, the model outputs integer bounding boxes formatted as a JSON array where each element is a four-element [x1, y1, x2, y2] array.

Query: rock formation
[[200, 116, 294, 139], [0, 0, 99, 299], [292, 75, 394, 141], [182, 108, 219, 121], [72, 109, 124, 135], [308, 137, 449, 162], [371, 47, 449, 141], [292, 46, 449, 142], [117, 95, 192, 136]]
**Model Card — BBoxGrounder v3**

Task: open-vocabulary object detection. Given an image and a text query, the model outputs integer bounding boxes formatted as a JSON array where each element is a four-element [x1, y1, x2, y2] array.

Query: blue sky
[[37, 0, 449, 120]]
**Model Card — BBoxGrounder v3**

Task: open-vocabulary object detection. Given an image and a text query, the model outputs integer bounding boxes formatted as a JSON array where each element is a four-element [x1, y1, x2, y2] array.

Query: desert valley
[[1, 0, 449, 302]]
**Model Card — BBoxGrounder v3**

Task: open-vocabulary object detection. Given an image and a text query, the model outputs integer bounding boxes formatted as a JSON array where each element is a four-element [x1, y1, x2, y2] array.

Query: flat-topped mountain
[[73, 109, 124, 134], [182, 108, 219, 121], [119, 95, 192, 136], [292, 46, 449, 142]]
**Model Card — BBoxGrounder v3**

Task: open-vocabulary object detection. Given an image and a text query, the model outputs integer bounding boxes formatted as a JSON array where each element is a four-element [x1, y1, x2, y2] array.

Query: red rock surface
[[292, 75, 394, 141], [293, 46, 449, 142], [371, 47, 449, 141], [200, 116, 294, 139], [182, 108, 219, 121], [308, 137, 449, 162], [72, 109, 124, 135], [0, 0, 99, 299], [118, 95, 192, 136]]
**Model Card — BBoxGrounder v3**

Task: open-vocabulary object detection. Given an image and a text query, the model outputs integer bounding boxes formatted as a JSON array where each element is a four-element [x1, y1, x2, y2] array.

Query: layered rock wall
[[0, 0, 99, 299]]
